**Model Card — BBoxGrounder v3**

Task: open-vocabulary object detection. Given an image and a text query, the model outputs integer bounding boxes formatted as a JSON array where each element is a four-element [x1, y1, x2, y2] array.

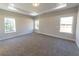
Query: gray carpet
[[0, 33, 79, 56]]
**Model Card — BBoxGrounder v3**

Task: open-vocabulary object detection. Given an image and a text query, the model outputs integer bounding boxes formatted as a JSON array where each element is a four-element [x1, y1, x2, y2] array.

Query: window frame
[[59, 16, 73, 34], [4, 17, 16, 33], [35, 19, 39, 30]]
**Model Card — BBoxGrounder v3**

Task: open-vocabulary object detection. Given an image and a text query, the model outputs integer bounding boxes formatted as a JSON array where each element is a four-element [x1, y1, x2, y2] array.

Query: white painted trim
[[0, 32, 33, 40], [76, 40, 79, 48], [35, 31, 75, 41]]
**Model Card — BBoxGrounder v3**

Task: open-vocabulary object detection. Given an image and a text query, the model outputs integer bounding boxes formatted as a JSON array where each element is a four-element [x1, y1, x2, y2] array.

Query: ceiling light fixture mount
[[32, 3, 40, 7]]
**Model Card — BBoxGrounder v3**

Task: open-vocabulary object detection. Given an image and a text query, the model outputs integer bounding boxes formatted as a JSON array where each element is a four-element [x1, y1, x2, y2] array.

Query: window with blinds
[[60, 16, 73, 33]]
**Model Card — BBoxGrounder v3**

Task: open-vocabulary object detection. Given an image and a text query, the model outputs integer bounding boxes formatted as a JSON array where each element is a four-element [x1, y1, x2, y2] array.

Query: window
[[4, 17, 16, 33], [35, 20, 39, 30], [60, 16, 73, 33]]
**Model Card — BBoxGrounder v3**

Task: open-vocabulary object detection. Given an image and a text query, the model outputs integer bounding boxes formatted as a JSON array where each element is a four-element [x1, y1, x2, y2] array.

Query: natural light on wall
[[60, 16, 73, 33], [35, 20, 39, 30], [4, 17, 16, 33]]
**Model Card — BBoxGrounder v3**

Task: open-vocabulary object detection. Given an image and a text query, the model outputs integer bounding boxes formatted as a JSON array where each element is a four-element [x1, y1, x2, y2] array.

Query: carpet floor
[[0, 33, 79, 56]]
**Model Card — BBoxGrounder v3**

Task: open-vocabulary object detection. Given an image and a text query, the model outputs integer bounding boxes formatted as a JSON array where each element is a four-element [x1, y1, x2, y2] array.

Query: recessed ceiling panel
[[0, 3, 78, 16]]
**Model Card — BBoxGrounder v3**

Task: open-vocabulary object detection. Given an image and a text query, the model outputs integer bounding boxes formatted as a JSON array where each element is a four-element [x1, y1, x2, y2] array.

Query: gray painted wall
[[0, 9, 33, 40], [76, 7, 79, 48], [0, 7, 78, 42], [35, 7, 78, 41]]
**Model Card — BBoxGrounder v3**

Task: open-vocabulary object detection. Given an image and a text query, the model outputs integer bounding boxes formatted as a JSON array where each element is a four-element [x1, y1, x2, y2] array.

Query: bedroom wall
[[35, 7, 78, 41], [0, 9, 33, 40], [76, 6, 79, 48]]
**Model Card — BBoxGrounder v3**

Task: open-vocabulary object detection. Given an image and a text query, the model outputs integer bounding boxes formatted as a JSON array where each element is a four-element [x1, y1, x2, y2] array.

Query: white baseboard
[[0, 32, 33, 40], [35, 31, 75, 42], [76, 40, 79, 48]]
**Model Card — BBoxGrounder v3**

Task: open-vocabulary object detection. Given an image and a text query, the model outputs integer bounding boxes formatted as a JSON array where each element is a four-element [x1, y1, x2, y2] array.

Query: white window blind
[[60, 16, 73, 33]]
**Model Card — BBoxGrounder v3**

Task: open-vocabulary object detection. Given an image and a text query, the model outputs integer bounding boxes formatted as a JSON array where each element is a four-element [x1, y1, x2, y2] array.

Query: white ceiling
[[0, 3, 78, 16]]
